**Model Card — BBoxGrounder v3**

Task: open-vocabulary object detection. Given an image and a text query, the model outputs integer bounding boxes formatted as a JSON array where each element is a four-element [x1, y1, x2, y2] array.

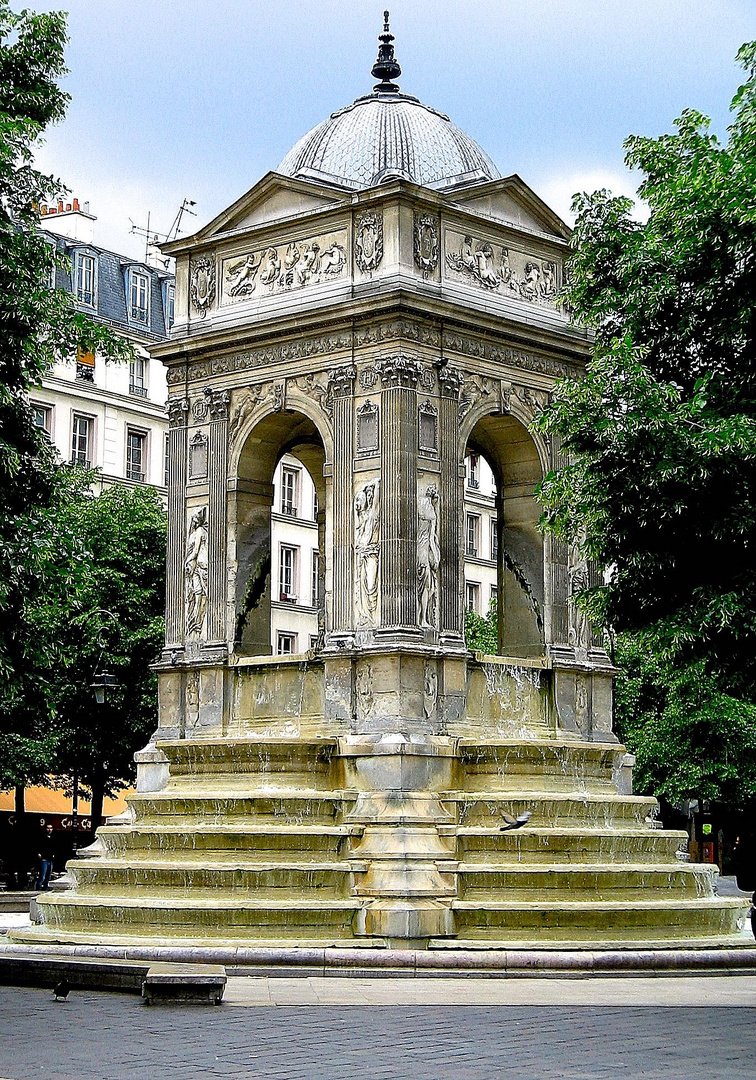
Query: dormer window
[[164, 281, 175, 330], [76, 252, 96, 307], [130, 271, 150, 325]]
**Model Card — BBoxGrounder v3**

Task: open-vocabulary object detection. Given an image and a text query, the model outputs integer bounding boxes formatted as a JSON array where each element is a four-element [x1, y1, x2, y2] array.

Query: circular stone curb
[[2, 941, 756, 978]]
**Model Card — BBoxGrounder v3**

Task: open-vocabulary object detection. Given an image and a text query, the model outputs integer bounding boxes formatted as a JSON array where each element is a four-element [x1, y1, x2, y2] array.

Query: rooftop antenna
[[129, 199, 197, 267]]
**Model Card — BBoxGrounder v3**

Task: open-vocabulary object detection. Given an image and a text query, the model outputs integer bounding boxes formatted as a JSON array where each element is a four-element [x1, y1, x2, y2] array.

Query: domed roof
[[277, 15, 500, 192], [278, 94, 501, 192]]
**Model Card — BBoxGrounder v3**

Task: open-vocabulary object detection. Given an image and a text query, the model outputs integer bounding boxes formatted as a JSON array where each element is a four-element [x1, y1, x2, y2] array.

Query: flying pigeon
[[53, 980, 70, 1002], [499, 810, 532, 832]]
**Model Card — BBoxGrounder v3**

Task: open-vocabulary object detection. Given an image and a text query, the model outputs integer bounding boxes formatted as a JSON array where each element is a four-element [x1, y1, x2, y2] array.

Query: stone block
[[141, 963, 226, 1006]]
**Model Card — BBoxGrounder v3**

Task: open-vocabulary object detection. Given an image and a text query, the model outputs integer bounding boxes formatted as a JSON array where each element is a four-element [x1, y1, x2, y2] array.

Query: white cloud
[[537, 169, 649, 226]]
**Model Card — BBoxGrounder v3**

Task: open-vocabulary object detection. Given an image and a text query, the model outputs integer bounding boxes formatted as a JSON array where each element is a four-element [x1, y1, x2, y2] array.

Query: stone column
[[205, 387, 230, 654], [378, 355, 420, 638], [329, 364, 356, 638], [164, 396, 189, 657], [438, 365, 463, 642]]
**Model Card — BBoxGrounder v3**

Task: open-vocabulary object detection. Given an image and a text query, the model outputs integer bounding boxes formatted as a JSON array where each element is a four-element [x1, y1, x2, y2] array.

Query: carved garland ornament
[[354, 211, 383, 274], [413, 213, 439, 278], [190, 255, 216, 318]]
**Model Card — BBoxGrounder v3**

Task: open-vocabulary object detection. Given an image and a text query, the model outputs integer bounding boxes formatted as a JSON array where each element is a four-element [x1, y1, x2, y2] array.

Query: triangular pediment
[[446, 175, 570, 241], [164, 173, 349, 251]]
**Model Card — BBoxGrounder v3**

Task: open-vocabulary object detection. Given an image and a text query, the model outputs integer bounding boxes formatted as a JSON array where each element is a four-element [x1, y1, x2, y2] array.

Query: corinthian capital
[[378, 355, 419, 388], [167, 397, 189, 428]]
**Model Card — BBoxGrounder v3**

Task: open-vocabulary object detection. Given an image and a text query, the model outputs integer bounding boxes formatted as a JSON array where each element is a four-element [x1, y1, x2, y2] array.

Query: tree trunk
[[14, 785, 25, 815], [90, 774, 105, 829]]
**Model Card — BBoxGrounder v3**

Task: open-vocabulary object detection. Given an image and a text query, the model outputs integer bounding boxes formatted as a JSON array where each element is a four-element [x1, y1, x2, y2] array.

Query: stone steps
[[456, 826, 688, 863]]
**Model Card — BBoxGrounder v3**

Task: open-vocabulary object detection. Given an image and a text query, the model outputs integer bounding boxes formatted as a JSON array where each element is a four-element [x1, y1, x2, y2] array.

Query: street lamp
[[90, 671, 118, 705]]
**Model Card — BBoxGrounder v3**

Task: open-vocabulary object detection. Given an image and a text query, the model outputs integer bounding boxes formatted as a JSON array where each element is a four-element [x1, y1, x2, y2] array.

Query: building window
[[490, 584, 498, 607], [466, 514, 480, 557], [277, 632, 297, 656], [466, 581, 480, 614], [164, 432, 170, 487], [279, 544, 298, 602], [467, 454, 479, 489], [313, 490, 319, 520], [490, 520, 498, 561], [76, 346, 95, 382], [311, 550, 320, 607], [76, 253, 96, 306], [130, 271, 150, 325], [129, 355, 148, 397], [165, 282, 175, 329], [32, 404, 52, 435], [126, 428, 147, 482], [71, 414, 92, 467], [309, 634, 319, 650], [281, 467, 299, 516]]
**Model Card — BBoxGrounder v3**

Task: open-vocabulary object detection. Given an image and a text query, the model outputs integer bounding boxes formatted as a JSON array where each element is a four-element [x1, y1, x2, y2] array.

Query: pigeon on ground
[[499, 810, 532, 832], [53, 980, 70, 1002]]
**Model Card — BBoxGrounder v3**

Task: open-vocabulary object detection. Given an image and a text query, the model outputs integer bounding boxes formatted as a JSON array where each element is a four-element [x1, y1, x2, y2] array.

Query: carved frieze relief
[[354, 211, 383, 274], [445, 229, 560, 307], [413, 213, 439, 278], [442, 333, 572, 379], [459, 374, 495, 418], [293, 371, 334, 419], [228, 385, 272, 446], [190, 254, 216, 318], [221, 229, 347, 303]]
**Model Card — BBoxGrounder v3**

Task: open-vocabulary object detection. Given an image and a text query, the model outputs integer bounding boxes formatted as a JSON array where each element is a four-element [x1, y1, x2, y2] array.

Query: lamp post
[[70, 609, 120, 851]]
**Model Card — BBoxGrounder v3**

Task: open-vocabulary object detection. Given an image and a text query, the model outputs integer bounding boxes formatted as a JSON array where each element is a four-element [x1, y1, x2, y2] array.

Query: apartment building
[[33, 199, 174, 494]]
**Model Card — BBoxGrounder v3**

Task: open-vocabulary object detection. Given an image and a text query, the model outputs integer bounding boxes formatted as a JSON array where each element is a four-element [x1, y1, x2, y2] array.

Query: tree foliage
[[465, 598, 498, 655], [536, 42, 756, 804], [0, 1, 145, 792]]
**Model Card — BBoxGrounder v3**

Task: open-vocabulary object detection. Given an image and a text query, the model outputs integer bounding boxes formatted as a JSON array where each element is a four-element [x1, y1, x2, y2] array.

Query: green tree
[[47, 485, 166, 823], [465, 598, 498, 654], [536, 43, 756, 805], [0, 1, 135, 792]]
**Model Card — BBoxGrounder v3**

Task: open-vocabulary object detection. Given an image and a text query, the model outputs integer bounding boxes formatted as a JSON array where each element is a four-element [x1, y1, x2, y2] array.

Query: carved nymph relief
[[185, 506, 208, 637], [417, 484, 440, 629], [354, 478, 380, 627]]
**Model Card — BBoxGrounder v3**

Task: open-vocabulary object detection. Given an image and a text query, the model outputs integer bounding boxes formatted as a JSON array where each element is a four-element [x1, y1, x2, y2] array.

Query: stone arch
[[230, 405, 328, 655], [460, 406, 546, 658]]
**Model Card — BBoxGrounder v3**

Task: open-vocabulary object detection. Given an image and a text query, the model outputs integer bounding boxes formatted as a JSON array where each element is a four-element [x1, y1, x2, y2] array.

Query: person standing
[[35, 822, 55, 891]]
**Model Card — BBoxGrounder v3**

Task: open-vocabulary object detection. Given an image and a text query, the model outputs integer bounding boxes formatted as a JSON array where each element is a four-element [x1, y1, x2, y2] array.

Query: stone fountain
[[14, 18, 750, 956]]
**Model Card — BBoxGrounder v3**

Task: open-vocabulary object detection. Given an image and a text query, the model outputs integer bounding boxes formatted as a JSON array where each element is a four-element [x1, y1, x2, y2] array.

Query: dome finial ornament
[[371, 10, 401, 93]]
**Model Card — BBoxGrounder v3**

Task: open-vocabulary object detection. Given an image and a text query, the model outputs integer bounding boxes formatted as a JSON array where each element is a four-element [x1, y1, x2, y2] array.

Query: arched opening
[[463, 413, 544, 658], [232, 410, 327, 656]]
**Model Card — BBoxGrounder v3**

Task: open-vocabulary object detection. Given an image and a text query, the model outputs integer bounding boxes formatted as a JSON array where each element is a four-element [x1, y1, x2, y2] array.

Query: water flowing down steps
[[10, 734, 750, 952]]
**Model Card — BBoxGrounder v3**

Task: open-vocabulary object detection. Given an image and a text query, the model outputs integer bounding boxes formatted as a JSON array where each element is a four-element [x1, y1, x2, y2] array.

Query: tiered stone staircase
[[15, 732, 748, 949]]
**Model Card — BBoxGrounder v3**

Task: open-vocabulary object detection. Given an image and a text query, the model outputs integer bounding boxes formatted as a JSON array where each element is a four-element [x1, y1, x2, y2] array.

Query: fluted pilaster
[[206, 387, 229, 646], [330, 364, 356, 633], [165, 397, 189, 649], [379, 356, 419, 632], [438, 366, 463, 638]]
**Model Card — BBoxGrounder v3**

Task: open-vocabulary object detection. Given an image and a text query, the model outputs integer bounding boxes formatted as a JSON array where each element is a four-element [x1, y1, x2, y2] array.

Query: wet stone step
[[128, 792, 350, 825], [457, 865, 717, 899], [99, 826, 356, 859], [456, 827, 689, 864], [451, 793, 656, 828]]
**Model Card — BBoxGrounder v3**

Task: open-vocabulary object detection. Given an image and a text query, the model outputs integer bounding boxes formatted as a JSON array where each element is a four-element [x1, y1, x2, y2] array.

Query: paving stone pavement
[[1, 980, 755, 1080]]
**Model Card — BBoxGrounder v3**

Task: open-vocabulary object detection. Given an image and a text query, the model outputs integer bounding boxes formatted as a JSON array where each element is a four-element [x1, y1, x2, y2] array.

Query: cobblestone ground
[[1, 982, 755, 1080]]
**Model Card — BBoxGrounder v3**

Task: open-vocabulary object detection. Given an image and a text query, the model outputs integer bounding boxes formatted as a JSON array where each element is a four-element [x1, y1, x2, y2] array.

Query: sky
[[30, 0, 756, 261]]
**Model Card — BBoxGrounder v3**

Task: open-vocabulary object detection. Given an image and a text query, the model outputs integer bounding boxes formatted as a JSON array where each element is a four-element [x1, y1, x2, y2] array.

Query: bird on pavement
[[499, 810, 532, 832], [53, 980, 70, 1002]]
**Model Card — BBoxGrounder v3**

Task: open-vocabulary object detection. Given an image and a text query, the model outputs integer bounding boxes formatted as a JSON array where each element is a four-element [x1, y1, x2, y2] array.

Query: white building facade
[[33, 200, 174, 494]]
